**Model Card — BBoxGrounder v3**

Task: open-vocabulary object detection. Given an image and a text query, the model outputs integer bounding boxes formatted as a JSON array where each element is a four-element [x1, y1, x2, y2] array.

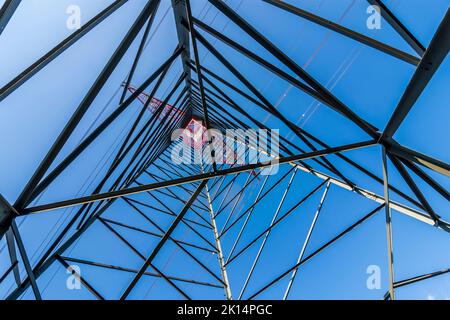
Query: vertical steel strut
[[283, 181, 331, 299], [203, 166, 232, 300], [382, 147, 396, 300]]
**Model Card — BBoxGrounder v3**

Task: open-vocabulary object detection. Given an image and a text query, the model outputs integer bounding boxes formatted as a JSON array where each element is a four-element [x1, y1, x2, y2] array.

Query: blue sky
[[0, 0, 449, 300]]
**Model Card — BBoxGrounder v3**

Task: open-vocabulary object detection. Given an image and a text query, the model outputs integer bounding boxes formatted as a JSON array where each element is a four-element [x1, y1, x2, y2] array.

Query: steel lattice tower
[[0, 0, 449, 300]]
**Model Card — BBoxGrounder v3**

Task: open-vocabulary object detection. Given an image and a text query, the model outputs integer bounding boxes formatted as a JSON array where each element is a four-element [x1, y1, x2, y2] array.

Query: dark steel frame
[[0, 0, 448, 300]]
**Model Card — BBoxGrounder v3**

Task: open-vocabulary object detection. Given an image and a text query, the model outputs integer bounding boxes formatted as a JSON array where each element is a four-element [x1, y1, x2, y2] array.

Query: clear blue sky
[[0, 0, 449, 300]]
